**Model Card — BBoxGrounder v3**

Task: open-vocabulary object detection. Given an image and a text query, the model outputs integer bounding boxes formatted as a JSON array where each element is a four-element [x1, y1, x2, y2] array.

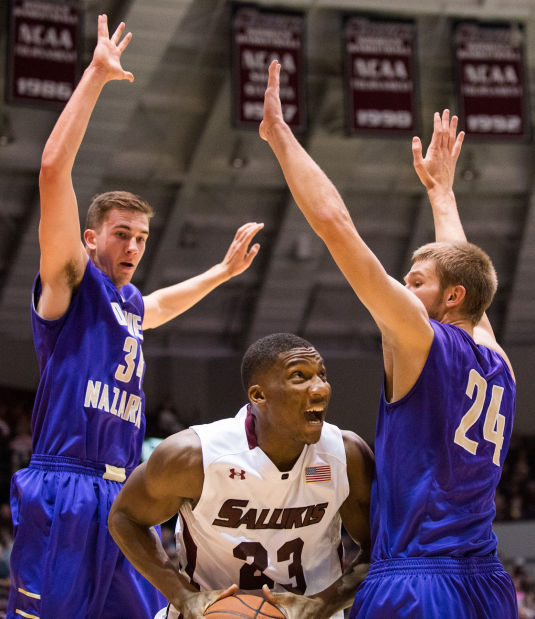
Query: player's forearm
[[143, 263, 231, 329], [264, 122, 350, 241], [426, 186, 467, 244], [265, 123, 430, 337], [108, 510, 197, 608], [40, 65, 108, 175]]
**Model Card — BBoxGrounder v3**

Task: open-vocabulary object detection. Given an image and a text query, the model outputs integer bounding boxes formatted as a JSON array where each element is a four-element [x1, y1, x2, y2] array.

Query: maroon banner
[[344, 16, 418, 136], [7, 0, 81, 107], [453, 20, 529, 140], [231, 5, 305, 131]]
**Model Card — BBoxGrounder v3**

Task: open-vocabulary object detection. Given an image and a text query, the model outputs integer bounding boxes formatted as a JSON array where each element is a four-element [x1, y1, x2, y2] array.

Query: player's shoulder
[[145, 429, 204, 500], [437, 319, 515, 383], [340, 428, 372, 450], [313, 420, 344, 450], [473, 325, 515, 383], [341, 430, 374, 465], [194, 414, 242, 433], [147, 428, 203, 477], [192, 412, 248, 455]]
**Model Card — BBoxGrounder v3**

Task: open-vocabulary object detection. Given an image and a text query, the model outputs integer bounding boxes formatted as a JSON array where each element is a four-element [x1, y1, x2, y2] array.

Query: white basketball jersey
[[174, 404, 349, 619]]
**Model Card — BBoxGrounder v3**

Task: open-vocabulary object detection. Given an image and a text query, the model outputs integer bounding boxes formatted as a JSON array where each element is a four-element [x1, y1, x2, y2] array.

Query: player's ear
[[84, 228, 97, 250], [446, 284, 466, 308], [248, 384, 265, 404]]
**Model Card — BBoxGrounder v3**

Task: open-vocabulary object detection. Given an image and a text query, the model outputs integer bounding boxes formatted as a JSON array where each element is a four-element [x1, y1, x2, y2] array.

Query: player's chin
[[116, 277, 133, 289], [303, 424, 323, 444], [116, 269, 135, 287]]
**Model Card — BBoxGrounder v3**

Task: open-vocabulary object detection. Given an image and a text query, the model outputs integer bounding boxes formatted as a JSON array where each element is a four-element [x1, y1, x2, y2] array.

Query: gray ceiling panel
[[0, 0, 534, 387]]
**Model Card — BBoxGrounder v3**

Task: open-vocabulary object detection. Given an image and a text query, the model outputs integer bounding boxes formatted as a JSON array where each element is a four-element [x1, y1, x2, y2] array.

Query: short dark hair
[[85, 191, 154, 231], [412, 241, 498, 324], [241, 333, 316, 391]]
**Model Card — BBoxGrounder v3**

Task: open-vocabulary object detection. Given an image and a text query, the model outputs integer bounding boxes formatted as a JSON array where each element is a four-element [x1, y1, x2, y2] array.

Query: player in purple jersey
[[260, 62, 517, 618], [109, 333, 373, 619], [8, 14, 262, 619]]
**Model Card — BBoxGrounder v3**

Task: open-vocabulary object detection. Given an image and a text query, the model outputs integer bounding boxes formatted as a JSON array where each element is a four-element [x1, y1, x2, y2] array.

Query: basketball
[[204, 593, 286, 618]]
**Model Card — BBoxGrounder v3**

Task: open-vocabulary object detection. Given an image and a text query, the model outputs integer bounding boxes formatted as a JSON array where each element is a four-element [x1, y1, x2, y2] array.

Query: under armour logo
[[229, 468, 246, 480]]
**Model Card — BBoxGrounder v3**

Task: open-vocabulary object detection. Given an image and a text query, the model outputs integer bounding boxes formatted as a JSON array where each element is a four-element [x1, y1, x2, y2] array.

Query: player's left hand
[[179, 584, 238, 618], [91, 14, 134, 83], [219, 222, 263, 278], [261, 585, 327, 619], [260, 60, 285, 141], [412, 109, 464, 193]]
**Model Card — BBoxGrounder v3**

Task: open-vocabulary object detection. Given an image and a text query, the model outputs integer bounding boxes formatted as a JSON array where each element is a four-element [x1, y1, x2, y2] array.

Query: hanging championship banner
[[452, 20, 529, 140], [344, 15, 418, 136], [231, 4, 306, 131], [7, 0, 81, 107]]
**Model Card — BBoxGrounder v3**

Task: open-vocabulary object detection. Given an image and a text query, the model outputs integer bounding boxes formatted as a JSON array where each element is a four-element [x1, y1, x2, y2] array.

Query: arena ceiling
[[0, 0, 535, 425]]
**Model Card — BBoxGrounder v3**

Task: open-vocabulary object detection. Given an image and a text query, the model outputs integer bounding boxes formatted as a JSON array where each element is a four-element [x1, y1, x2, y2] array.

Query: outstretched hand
[[260, 60, 285, 141], [91, 14, 134, 83], [261, 585, 326, 619], [412, 109, 464, 193], [220, 222, 264, 278], [179, 584, 238, 619]]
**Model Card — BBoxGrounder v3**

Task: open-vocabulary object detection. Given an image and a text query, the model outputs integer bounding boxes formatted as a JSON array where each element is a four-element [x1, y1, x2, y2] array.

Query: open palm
[[91, 14, 134, 82], [412, 109, 464, 191]]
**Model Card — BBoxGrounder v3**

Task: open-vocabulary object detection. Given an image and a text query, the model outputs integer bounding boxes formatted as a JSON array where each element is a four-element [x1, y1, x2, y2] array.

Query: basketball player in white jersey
[[109, 332, 374, 618]]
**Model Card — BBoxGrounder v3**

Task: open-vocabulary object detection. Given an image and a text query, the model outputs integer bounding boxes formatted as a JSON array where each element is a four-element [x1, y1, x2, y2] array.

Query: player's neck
[[441, 314, 474, 337], [257, 432, 304, 472]]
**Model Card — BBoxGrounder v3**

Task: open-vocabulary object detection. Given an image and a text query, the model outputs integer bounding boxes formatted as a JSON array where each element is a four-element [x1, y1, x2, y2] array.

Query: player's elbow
[[304, 200, 347, 241], [40, 145, 61, 175], [39, 142, 72, 185], [108, 503, 118, 534], [107, 501, 125, 544], [316, 208, 361, 253], [39, 156, 64, 190]]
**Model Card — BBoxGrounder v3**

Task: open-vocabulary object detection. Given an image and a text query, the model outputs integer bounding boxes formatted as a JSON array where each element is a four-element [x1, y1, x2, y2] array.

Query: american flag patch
[[305, 465, 331, 483]]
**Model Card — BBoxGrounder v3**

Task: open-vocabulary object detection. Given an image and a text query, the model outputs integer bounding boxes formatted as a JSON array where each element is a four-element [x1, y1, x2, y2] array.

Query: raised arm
[[412, 111, 513, 374], [260, 60, 432, 399], [38, 14, 134, 320], [262, 431, 374, 618], [108, 430, 237, 618], [260, 61, 429, 341], [142, 222, 263, 329]]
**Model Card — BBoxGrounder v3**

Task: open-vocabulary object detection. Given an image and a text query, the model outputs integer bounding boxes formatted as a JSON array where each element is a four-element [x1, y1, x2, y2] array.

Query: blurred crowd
[[496, 434, 535, 522], [510, 558, 535, 619], [0, 394, 534, 617]]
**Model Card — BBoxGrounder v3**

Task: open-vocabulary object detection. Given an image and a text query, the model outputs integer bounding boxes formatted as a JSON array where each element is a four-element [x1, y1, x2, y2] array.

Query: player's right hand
[[91, 14, 134, 83]]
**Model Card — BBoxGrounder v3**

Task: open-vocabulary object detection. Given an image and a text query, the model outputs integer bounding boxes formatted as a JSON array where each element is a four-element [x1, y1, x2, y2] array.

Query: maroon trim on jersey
[[179, 512, 200, 591], [245, 403, 258, 449]]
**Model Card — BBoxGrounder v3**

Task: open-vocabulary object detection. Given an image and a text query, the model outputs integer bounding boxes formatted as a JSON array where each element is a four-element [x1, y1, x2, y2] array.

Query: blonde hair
[[85, 191, 153, 231], [412, 242, 497, 324]]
